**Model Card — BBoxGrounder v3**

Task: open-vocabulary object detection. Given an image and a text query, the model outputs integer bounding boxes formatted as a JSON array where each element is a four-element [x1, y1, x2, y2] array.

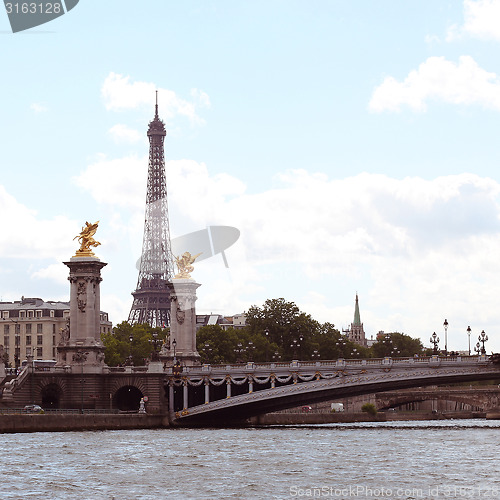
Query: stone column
[[160, 279, 201, 366], [57, 256, 107, 372]]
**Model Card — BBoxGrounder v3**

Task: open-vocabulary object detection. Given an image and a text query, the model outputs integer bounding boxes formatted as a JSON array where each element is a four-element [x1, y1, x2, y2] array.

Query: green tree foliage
[[196, 325, 277, 364], [101, 321, 167, 366], [371, 332, 425, 358]]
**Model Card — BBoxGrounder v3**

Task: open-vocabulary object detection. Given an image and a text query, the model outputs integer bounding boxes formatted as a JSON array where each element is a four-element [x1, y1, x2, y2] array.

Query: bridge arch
[[110, 378, 148, 411]]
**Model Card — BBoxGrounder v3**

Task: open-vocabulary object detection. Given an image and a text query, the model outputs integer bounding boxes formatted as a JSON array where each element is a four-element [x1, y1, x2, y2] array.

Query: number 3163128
[[5, 3, 62, 14]]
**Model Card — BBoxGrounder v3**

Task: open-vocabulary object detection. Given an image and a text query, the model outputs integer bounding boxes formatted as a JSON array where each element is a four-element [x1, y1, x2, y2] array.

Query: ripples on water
[[0, 420, 499, 500]]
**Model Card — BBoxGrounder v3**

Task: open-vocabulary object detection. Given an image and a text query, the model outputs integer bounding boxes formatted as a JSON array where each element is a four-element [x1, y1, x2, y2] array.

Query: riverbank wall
[[0, 414, 167, 433]]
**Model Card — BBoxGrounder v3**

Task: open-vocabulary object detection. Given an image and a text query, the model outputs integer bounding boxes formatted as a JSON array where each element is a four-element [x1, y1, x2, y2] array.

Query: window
[[3, 336, 9, 346], [4, 324, 9, 334], [52, 335, 56, 345], [37, 335, 43, 345], [37, 347, 43, 357], [19, 311, 26, 318], [15, 335, 20, 346], [50, 310, 54, 318], [26, 324, 31, 334], [15, 324, 20, 335], [63, 311, 70, 318], [26, 336, 31, 346], [52, 347, 56, 358], [28, 310, 33, 318], [52, 324, 56, 334], [37, 324, 43, 334], [26, 347, 31, 356], [2, 311, 8, 319], [36, 310, 42, 318]]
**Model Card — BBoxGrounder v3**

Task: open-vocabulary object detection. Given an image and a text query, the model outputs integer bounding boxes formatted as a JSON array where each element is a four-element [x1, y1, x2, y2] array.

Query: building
[[343, 294, 367, 347], [195, 313, 247, 331], [0, 297, 112, 368]]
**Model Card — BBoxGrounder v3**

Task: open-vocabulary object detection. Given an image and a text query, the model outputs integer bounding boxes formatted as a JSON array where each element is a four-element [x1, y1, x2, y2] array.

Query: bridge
[[1, 354, 499, 425], [167, 355, 500, 426]]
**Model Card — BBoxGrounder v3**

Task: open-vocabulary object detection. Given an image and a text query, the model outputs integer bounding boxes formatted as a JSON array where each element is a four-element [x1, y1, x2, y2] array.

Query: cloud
[[30, 103, 48, 113], [31, 263, 68, 285], [369, 56, 500, 112], [108, 124, 143, 144], [448, 0, 500, 41], [101, 72, 210, 126], [0, 185, 76, 259], [74, 157, 500, 349]]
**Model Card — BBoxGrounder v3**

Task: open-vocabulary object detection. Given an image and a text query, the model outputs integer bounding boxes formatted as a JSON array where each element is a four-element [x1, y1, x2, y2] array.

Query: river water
[[0, 420, 499, 500]]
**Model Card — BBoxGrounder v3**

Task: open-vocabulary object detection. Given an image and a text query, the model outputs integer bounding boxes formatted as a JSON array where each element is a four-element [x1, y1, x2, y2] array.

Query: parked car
[[23, 405, 43, 413], [301, 405, 312, 412]]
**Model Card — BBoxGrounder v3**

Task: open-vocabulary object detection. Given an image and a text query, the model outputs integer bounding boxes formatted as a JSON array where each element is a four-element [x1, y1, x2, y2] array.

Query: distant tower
[[343, 293, 367, 347], [128, 92, 175, 327]]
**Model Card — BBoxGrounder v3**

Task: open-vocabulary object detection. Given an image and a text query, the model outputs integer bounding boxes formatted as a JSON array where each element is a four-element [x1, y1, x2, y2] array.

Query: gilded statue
[[74, 221, 101, 257], [174, 251, 202, 279]]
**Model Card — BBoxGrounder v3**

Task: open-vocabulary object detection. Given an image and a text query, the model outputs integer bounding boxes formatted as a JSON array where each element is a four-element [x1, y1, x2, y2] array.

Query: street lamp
[[466, 326, 471, 356], [443, 319, 448, 356], [247, 341, 255, 361], [203, 343, 213, 363], [478, 330, 488, 355], [234, 342, 244, 363], [172, 339, 177, 362], [312, 350, 320, 360], [336, 336, 347, 357], [264, 328, 269, 362], [430, 332, 440, 355], [128, 334, 134, 366], [272, 351, 281, 362], [474, 342, 481, 355], [149, 331, 161, 361], [290, 339, 301, 359]]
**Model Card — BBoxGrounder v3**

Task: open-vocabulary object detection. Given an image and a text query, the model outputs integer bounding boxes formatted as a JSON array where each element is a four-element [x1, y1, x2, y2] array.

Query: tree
[[370, 332, 425, 358], [196, 325, 277, 364], [101, 322, 168, 366], [246, 298, 321, 360]]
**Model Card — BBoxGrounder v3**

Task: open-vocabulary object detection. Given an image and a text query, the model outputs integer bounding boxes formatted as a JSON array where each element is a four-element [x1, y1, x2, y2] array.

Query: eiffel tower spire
[[128, 94, 175, 327]]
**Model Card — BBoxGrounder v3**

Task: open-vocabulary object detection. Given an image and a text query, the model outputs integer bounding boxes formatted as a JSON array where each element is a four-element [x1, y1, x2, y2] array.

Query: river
[[0, 420, 499, 499]]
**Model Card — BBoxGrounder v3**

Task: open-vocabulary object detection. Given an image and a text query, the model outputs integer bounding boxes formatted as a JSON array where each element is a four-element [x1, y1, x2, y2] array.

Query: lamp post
[[149, 331, 161, 361], [443, 319, 448, 356], [172, 338, 177, 363], [474, 342, 481, 355], [290, 339, 301, 360], [272, 351, 281, 363], [466, 326, 471, 356], [128, 334, 134, 366], [312, 350, 320, 360], [247, 341, 255, 362], [203, 343, 213, 363], [478, 330, 488, 355], [264, 328, 269, 362], [336, 336, 347, 357], [430, 332, 440, 355]]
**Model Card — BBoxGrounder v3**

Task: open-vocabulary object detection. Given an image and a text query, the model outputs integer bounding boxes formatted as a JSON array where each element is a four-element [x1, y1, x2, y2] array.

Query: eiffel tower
[[128, 92, 175, 327]]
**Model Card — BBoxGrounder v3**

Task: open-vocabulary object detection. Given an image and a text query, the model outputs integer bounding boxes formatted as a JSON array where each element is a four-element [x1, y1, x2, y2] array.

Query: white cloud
[[448, 0, 500, 41], [101, 72, 210, 126], [73, 157, 500, 350], [30, 103, 48, 113], [108, 124, 143, 144], [0, 185, 77, 259], [369, 56, 500, 112], [31, 263, 68, 285]]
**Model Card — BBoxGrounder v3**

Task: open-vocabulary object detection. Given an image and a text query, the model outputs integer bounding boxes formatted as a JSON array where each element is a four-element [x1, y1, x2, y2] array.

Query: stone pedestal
[[160, 279, 201, 367], [56, 256, 107, 372]]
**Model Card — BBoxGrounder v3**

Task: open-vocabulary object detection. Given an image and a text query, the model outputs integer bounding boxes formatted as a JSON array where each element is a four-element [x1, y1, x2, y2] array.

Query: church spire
[[353, 293, 361, 326]]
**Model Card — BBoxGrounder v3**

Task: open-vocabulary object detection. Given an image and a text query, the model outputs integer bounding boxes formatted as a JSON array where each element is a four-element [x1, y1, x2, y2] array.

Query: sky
[[1, 0, 500, 354]]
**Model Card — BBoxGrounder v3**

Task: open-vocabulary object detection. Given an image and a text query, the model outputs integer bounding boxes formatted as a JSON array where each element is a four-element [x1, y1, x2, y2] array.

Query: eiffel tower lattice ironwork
[[128, 93, 175, 327]]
